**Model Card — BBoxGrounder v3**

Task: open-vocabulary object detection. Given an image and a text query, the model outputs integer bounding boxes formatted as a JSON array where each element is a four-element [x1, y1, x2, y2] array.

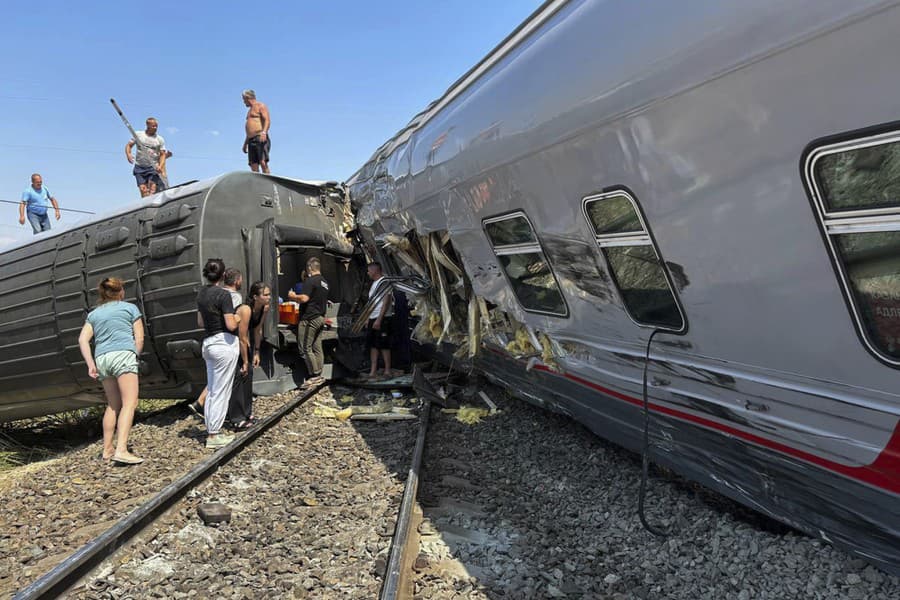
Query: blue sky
[[0, 0, 540, 245]]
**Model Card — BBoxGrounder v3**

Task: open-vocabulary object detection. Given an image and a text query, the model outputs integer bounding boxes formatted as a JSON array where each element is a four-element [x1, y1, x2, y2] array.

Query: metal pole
[[110, 98, 169, 189], [109, 98, 141, 141]]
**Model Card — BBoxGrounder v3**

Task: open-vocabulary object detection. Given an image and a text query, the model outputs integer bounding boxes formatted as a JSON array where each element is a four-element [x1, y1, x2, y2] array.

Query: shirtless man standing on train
[[241, 89, 271, 174]]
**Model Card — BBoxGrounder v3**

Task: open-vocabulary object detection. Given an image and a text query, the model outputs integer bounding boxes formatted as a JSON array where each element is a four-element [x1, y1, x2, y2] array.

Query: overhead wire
[[0, 143, 226, 161], [0, 199, 95, 215]]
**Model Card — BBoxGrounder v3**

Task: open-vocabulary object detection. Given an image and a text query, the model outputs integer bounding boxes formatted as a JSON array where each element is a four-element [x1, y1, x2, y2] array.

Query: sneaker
[[188, 401, 204, 421], [206, 433, 235, 449]]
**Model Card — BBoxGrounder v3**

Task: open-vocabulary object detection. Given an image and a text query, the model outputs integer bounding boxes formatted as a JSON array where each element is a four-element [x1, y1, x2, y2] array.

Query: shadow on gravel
[[326, 381, 422, 469], [349, 416, 419, 481], [176, 428, 208, 449], [0, 400, 186, 474]]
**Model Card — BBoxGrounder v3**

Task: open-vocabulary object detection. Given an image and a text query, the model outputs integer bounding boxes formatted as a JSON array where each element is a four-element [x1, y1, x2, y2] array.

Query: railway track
[[4, 382, 433, 599], [11, 383, 327, 599], [4, 373, 900, 598]]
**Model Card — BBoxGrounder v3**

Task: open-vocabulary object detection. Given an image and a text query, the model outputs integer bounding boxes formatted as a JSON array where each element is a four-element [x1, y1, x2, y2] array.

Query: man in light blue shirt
[[18, 173, 60, 234]]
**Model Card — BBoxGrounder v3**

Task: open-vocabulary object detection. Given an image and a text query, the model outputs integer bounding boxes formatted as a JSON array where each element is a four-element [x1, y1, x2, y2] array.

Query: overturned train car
[[348, 0, 900, 574], [0, 172, 367, 422]]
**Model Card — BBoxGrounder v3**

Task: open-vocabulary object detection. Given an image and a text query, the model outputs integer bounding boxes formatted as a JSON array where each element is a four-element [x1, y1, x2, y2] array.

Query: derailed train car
[[0, 172, 367, 422], [348, 0, 900, 573]]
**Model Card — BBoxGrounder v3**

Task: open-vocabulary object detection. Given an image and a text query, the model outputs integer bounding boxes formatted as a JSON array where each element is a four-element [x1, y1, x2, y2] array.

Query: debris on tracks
[[197, 502, 232, 525]]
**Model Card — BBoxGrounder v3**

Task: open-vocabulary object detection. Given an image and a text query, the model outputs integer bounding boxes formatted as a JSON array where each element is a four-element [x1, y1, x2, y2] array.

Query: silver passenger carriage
[[348, 0, 900, 574]]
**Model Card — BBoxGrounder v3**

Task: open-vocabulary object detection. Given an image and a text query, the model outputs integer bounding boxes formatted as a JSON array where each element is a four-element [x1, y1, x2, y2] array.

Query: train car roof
[[347, 0, 569, 183], [0, 172, 334, 254]]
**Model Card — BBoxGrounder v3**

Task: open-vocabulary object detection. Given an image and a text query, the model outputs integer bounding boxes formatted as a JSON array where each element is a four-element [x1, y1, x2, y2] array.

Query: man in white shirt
[[366, 262, 394, 379], [124, 117, 167, 198]]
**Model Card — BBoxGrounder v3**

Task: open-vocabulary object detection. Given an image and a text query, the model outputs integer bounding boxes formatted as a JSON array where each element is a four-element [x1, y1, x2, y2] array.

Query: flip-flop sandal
[[111, 455, 144, 465]]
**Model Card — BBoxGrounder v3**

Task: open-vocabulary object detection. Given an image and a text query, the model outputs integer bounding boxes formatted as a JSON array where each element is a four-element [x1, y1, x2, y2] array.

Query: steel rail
[[379, 399, 432, 600], [13, 382, 326, 600]]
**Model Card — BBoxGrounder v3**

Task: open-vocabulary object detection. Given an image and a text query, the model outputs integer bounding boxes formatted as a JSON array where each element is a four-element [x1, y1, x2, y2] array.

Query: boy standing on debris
[[365, 262, 394, 380]]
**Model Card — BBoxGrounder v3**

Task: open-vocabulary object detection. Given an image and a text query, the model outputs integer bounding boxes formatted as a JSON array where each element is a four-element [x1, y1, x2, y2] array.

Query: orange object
[[278, 303, 299, 325]]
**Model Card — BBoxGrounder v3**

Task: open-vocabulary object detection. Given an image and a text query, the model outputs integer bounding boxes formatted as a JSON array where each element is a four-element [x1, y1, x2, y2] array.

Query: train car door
[[84, 209, 170, 387], [136, 195, 205, 392], [52, 229, 102, 395]]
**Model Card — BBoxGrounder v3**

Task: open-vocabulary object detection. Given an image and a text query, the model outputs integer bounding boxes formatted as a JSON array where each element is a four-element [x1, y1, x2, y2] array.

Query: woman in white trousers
[[196, 258, 241, 449]]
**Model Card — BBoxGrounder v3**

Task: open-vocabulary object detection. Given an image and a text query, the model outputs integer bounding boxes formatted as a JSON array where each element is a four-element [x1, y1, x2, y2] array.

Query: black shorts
[[133, 165, 163, 187], [247, 134, 271, 165], [366, 317, 392, 350]]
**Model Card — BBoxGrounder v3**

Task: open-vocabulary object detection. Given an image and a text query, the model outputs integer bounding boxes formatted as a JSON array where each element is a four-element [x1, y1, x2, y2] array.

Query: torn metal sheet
[[426, 234, 455, 344], [467, 293, 481, 358]]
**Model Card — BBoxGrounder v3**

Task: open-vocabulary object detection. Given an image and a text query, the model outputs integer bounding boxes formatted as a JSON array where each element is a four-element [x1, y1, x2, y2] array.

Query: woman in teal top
[[78, 277, 145, 465]]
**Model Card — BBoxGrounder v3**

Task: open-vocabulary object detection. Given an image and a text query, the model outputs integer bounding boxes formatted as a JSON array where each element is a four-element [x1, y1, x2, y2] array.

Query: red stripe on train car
[[550, 367, 900, 495], [482, 348, 900, 494]]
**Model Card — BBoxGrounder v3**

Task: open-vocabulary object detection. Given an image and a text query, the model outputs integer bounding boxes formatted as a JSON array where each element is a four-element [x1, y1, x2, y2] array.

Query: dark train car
[[0, 172, 367, 422]]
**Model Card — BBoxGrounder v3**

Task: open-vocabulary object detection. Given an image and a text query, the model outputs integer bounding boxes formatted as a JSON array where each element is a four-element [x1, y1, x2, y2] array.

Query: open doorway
[[274, 245, 370, 380]]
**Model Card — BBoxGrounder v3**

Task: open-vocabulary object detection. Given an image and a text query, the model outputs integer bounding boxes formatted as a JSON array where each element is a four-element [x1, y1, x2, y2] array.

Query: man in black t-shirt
[[288, 257, 330, 385]]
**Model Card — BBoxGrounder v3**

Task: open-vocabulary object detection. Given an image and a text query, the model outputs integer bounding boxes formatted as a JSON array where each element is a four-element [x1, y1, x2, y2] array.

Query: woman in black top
[[197, 258, 240, 449], [228, 281, 271, 429]]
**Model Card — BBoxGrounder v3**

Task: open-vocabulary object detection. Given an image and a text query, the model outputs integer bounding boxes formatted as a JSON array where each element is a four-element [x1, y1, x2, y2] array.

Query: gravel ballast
[[0, 387, 418, 598], [412, 380, 900, 599]]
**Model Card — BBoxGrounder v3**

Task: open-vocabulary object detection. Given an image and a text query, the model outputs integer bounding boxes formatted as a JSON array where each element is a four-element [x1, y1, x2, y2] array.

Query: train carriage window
[[484, 217, 536, 245], [586, 194, 643, 235], [814, 142, 900, 212], [483, 213, 568, 317], [583, 191, 684, 330], [807, 132, 900, 363]]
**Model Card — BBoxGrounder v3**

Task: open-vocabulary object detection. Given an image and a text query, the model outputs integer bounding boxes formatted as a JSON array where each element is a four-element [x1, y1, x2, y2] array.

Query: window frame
[[582, 189, 686, 332], [804, 127, 900, 367], [482, 211, 569, 318]]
